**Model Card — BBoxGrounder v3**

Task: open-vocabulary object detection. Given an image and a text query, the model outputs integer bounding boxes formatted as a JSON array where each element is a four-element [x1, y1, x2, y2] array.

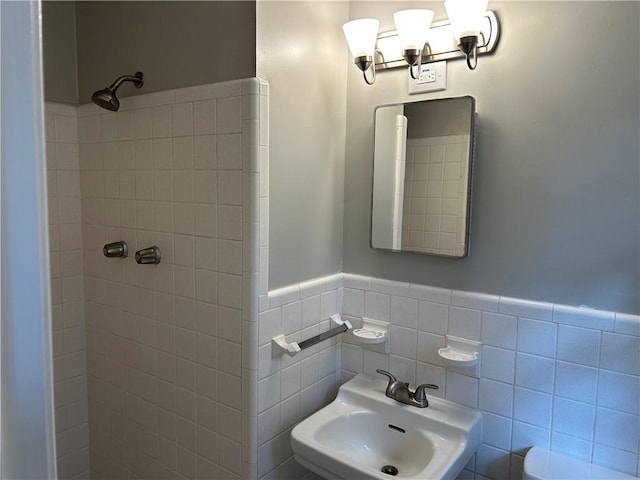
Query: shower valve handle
[[103, 241, 128, 258], [135, 246, 161, 265]]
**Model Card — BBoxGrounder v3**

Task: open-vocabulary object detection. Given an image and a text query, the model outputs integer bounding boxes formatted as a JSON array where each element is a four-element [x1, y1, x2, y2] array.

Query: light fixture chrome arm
[[458, 36, 479, 70], [394, 9, 434, 79], [402, 48, 423, 80], [354, 55, 376, 85]]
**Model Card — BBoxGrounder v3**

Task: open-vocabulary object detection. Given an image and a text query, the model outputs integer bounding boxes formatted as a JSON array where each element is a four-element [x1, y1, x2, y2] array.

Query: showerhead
[[91, 71, 144, 111], [91, 88, 120, 111]]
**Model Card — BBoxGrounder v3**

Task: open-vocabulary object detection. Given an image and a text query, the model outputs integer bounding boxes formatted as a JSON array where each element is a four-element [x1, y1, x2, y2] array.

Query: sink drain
[[381, 465, 399, 476]]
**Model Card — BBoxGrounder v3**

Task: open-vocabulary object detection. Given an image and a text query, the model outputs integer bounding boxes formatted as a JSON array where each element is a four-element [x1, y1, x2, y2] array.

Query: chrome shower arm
[[109, 71, 144, 91]]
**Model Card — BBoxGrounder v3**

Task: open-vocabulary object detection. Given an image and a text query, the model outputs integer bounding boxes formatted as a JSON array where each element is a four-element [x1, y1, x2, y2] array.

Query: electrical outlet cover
[[408, 60, 447, 94]]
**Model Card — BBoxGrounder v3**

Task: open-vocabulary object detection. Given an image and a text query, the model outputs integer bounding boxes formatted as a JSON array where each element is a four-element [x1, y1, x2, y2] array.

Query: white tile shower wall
[[78, 79, 261, 480], [340, 273, 640, 480], [45, 102, 91, 480], [256, 274, 344, 480], [402, 135, 469, 257]]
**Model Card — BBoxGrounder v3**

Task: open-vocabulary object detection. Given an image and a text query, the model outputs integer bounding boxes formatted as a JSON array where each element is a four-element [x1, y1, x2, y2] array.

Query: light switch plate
[[408, 60, 447, 95]]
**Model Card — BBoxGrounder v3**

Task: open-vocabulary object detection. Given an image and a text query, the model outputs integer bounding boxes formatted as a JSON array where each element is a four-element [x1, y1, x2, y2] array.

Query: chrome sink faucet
[[376, 369, 439, 408]]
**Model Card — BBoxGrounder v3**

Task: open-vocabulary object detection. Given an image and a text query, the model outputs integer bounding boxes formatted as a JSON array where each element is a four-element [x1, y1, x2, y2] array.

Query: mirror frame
[[370, 96, 476, 258]]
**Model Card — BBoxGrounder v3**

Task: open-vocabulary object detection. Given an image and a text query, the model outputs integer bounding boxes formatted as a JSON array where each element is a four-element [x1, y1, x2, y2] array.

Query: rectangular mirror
[[371, 96, 476, 258]]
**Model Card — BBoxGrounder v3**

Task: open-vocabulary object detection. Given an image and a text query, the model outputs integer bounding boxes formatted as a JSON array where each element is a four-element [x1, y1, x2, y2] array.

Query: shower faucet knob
[[103, 241, 128, 258], [135, 246, 161, 265]]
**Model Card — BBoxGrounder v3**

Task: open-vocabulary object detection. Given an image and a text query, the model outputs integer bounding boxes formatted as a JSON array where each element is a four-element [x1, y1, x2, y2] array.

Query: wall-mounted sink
[[291, 374, 482, 480]]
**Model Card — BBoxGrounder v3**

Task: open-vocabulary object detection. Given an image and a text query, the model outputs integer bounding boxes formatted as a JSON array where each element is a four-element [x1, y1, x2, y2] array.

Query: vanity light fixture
[[444, 0, 490, 70], [342, 18, 380, 85], [344, 1, 499, 85]]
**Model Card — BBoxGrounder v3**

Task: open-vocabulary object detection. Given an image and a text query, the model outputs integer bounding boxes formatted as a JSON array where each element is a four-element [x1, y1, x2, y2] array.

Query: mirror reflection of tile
[[402, 134, 469, 256]]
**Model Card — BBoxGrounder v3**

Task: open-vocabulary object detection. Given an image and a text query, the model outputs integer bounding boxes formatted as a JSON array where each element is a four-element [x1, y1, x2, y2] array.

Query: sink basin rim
[[291, 374, 482, 480]]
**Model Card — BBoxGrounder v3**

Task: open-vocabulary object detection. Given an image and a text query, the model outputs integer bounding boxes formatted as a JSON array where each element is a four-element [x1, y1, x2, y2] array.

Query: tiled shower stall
[[45, 78, 271, 479]]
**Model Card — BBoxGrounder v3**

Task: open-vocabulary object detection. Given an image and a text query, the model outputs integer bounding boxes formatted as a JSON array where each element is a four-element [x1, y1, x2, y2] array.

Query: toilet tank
[[523, 447, 638, 480]]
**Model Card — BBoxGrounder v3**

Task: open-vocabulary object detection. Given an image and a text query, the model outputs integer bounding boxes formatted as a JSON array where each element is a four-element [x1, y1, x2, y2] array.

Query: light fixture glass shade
[[444, 0, 489, 39], [393, 9, 434, 51], [342, 18, 380, 58]]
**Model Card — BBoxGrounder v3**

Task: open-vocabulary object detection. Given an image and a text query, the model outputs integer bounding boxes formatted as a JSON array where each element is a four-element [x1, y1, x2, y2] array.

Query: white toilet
[[523, 447, 639, 480]]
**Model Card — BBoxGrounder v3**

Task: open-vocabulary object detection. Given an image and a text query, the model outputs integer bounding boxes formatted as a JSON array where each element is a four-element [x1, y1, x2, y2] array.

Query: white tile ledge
[[297, 277, 325, 297], [76, 78, 253, 116], [342, 273, 372, 290], [615, 313, 640, 336], [242, 77, 262, 96], [453, 291, 500, 313], [553, 304, 616, 332], [409, 284, 452, 304], [268, 273, 343, 309], [267, 273, 639, 337], [499, 296, 553, 321], [268, 285, 299, 308], [371, 278, 411, 297]]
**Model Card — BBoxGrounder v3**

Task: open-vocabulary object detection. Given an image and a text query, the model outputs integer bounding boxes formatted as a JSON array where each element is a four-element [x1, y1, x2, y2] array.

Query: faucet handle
[[377, 369, 411, 403], [414, 383, 439, 405], [415, 383, 439, 394], [376, 369, 397, 383]]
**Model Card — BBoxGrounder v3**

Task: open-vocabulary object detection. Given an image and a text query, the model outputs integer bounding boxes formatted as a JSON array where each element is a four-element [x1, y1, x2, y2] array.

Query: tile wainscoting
[[341, 273, 639, 480], [46, 77, 269, 480], [257, 272, 639, 480], [256, 276, 343, 479]]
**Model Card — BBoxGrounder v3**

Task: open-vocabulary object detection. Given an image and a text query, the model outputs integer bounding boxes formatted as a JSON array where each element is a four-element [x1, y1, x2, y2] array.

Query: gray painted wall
[[42, 1, 78, 104], [257, 1, 349, 289], [75, 1, 256, 103], [42, 1, 255, 104], [40, 0, 640, 313], [343, 1, 640, 314]]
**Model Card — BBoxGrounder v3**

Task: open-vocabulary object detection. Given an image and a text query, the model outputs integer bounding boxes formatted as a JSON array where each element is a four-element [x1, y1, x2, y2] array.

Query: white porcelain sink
[[291, 374, 482, 480]]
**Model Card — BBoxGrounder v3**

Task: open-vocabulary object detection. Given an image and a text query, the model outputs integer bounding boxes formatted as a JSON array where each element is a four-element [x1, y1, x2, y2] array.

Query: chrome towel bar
[[272, 314, 352, 357]]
